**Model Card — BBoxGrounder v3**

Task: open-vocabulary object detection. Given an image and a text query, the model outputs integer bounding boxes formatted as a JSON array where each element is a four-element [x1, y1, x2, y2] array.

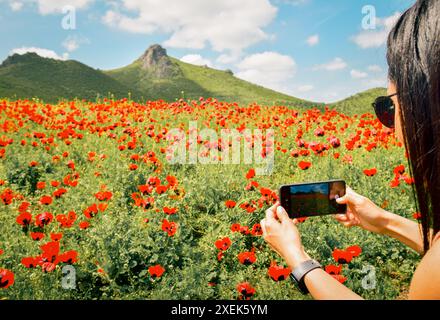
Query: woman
[[260, 0, 440, 300]]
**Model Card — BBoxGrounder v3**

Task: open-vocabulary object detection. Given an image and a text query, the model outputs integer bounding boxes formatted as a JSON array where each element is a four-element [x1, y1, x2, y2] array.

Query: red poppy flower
[[346, 245, 362, 257], [413, 212, 422, 220], [50, 233, 63, 241], [95, 191, 113, 201], [268, 262, 291, 281], [36, 181, 46, 190], [51, 181, 60, 187], [156, 185, 168, 194], [217, 251, 224, 262], [332, 249, 353, 264], [393, 165, 405, 176], [58, 250, 78, 264], [39, 195, 53, 205], [390, 178, 400, 188], [40, 241, 60, 263], [53, 188, 67, 198], [16, 211, 32, 226], [244, 180, 259, 191], [231, 223, 241, 232], [298, 161, 312, 170], [35, 212, 53, 228], [215, 237, 232, 251], [138, 184, 153, 194], [163, 207, 178, 215], [0, 188, 14, 205], [29, 161, 38, 167], [251, 223, 263, 236], [296, 217, 308, 223], [84, 203, 98, 219], [161, 219, 178, 237], [31, 232, 45, 241], [246, 168, 256, 179], [239, 225, 250, 235], [148, 264, 165, 278], [0, 269, 14, 289], [363, 168, 377, 177], [236, 282, 256, 300], [21, 257, 38, 268], [166, 175, 178, 188], [225, 200, 236, 208], [18, 201, 30, 213], [238, 251, 256, 265], [325, 264, 343, 275], [79, 221, 90, 229]]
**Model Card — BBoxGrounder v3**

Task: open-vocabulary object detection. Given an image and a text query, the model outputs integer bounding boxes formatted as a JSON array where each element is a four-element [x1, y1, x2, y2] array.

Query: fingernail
[[277, 206, 283, 213]]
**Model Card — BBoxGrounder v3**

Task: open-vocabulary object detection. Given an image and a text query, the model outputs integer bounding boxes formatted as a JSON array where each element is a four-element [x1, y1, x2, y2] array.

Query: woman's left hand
[[260, 202, 311, 269]]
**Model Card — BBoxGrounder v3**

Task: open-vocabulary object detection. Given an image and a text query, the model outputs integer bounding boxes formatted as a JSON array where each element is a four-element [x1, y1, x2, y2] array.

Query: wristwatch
[[290, 259, 322, 294]]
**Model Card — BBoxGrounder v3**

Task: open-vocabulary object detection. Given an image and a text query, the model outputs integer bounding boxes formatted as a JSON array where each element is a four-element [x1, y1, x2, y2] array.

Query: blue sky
[[0, 0, 416, 102]]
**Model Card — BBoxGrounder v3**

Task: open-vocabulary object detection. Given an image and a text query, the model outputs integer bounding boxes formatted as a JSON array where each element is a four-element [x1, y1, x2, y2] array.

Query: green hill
[[331, 87, 387, 115], [105, 44, 317, 107], [0, 53, 137, 102], [0, 44, 386, 111]]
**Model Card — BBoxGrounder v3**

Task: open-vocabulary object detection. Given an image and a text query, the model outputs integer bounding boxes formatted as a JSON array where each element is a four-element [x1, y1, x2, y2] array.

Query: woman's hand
[[334, 186, 391, 234], [260, 202, 310, 270]]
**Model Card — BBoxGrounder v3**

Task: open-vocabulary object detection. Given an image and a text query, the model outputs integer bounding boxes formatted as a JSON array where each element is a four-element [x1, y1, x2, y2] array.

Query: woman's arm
[[335, 187, 424, 254], [284, 248, 363, 300], [381, 211, 424, 254], [261, 205, 363, 300]]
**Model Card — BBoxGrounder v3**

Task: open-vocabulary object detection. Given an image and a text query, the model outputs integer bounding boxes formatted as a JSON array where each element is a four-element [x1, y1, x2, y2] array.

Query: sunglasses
[[372, 93, 397, 128]]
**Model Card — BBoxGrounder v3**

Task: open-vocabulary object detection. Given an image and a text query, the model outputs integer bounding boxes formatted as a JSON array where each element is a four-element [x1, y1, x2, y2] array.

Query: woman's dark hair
[[387, 0, 440, 253]]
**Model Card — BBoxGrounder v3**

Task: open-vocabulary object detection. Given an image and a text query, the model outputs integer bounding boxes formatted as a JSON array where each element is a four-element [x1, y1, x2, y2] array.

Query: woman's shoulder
[[408, 235, 440, 299]]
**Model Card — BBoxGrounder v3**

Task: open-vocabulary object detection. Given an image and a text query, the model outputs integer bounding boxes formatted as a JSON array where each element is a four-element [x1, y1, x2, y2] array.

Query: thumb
[[276, 206, 290, 223], [336, 194, 349, 204], [336, 186, 355, 204]]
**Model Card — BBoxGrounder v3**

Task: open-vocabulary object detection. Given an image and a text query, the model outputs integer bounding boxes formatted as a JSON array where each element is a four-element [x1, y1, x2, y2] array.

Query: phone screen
[[280, 180, 346, 219]]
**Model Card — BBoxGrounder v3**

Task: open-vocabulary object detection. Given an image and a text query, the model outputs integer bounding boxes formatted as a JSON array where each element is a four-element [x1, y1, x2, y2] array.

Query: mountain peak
[[138, 44, 180, 78], [1, 52, 43, 67]]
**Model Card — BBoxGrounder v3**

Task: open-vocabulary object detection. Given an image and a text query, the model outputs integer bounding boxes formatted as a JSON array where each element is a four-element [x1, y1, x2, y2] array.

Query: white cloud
[[180, 54, 213, 68], [102, 0, 277, 54], [306, 34, 319, 46], [4, 0, 94, 14], [352, 12, 401, 49], [10, 47, 68, 60], [367, 65, 383, 72], [350, 69, 368, 79], [216, 53, 240, 65], [297, 85, 314, 92], [9, 1, 23, 11], [313, 57, 347, 71], [62, 35, 89, 52], [235, 51, 296, 93], [281, 0, 310, 5], [363, 77, 387, 88]]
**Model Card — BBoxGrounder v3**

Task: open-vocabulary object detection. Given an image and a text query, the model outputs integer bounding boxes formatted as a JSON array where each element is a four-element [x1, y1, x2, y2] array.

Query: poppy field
[[0, 98, 420, 300]]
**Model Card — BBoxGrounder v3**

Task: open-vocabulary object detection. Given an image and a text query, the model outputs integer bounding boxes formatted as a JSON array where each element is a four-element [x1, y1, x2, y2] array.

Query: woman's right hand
[[334, 186, 392, 234]]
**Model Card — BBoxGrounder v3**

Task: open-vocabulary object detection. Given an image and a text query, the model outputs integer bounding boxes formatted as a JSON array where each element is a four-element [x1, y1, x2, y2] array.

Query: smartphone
[[279, 180, 347, 219]]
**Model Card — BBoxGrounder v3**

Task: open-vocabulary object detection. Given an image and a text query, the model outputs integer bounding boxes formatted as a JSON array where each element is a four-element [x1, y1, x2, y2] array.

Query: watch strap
[[290, 259, 322, 294]]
